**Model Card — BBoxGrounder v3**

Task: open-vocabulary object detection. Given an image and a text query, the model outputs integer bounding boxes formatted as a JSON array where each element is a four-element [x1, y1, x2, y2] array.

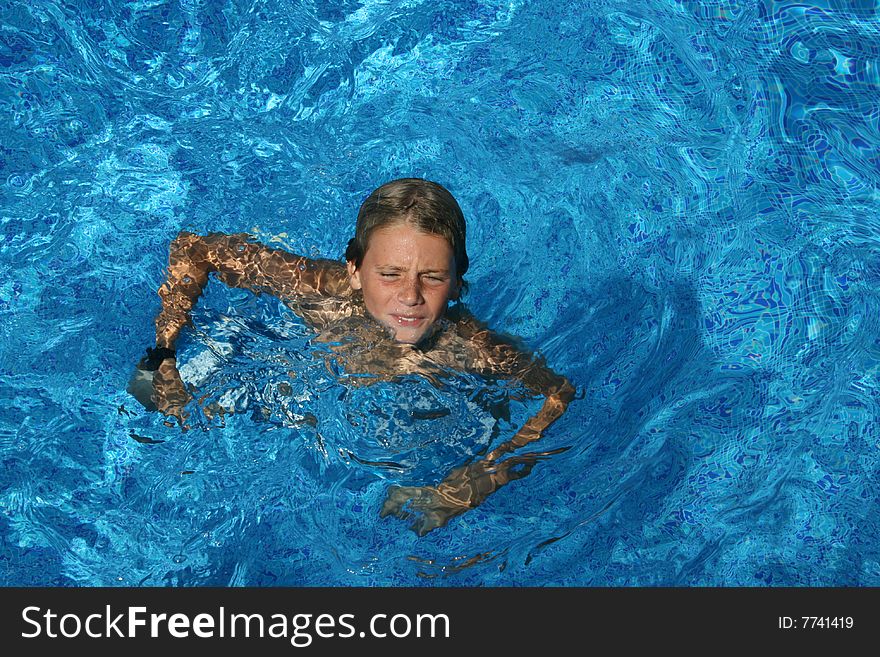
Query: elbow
[[554, 378, 576, 406], [168, 232, 195, 265], [169, 230, 199, 254], [168, 232, 214, 274]]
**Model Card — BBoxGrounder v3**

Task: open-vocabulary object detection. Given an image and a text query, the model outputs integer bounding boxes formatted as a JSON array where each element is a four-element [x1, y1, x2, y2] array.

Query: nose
[[397, 275, 424, 306]]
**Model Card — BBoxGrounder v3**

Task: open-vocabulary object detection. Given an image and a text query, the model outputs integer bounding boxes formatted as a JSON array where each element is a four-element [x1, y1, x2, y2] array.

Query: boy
[[131, 178, 574, 535]]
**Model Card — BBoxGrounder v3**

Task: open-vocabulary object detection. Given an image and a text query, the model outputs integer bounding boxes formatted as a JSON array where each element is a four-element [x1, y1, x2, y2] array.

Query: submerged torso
[[282, 291, 488, 386]]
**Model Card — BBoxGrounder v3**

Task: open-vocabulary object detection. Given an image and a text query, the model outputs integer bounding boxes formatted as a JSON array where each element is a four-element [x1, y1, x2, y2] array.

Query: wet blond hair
[[345, 178, 469, 284]]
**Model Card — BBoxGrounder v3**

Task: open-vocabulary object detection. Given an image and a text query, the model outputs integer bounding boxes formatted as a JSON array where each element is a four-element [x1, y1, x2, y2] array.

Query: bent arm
[[486, 382, 573, 461], [141, 231, 348, 423], [382, 322, 575, 535], [156, 231, 349, 349], [465, 318, 575, 457], [430, 350, 574, 512]]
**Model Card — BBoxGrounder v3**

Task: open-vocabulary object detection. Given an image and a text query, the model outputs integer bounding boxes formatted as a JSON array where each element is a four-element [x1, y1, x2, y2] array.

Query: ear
[[450, 276, 462, 301], [347, 261, 362, 290]]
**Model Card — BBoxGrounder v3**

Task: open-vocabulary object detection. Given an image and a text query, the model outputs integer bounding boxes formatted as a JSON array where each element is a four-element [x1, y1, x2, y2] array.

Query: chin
[[393, 331, 426, 345], [390, 322, 437, 345]]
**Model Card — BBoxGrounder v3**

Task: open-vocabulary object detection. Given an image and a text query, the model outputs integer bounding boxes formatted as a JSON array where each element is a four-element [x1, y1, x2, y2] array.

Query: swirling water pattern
[[1, 0, 878, 585]]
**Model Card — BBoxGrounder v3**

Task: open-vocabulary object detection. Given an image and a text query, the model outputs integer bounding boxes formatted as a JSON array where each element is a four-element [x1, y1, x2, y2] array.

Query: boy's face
[[347, 223, 459, 345]]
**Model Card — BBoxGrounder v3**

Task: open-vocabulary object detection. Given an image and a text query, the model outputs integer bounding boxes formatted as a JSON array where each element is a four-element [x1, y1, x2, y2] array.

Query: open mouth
[[391, 315, 425, 327]]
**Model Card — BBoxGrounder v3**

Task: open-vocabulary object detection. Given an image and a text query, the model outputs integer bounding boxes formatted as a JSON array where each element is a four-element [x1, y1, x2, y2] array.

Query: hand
[[380, 484, 470, 537], [126, 351, 191, 425], [380, 459, 535, 536], [152, 358, 192, 424]]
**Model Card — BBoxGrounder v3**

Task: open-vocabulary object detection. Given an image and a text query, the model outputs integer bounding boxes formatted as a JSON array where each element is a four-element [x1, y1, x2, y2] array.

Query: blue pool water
[[1, 0, 879, 586]]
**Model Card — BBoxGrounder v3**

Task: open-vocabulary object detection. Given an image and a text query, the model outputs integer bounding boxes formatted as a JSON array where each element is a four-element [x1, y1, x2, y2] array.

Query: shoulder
[[300, 257, 351, 297], [448, 305, 534, 377], [446, 305, 569, 395], [189, 231, 353, 298]]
